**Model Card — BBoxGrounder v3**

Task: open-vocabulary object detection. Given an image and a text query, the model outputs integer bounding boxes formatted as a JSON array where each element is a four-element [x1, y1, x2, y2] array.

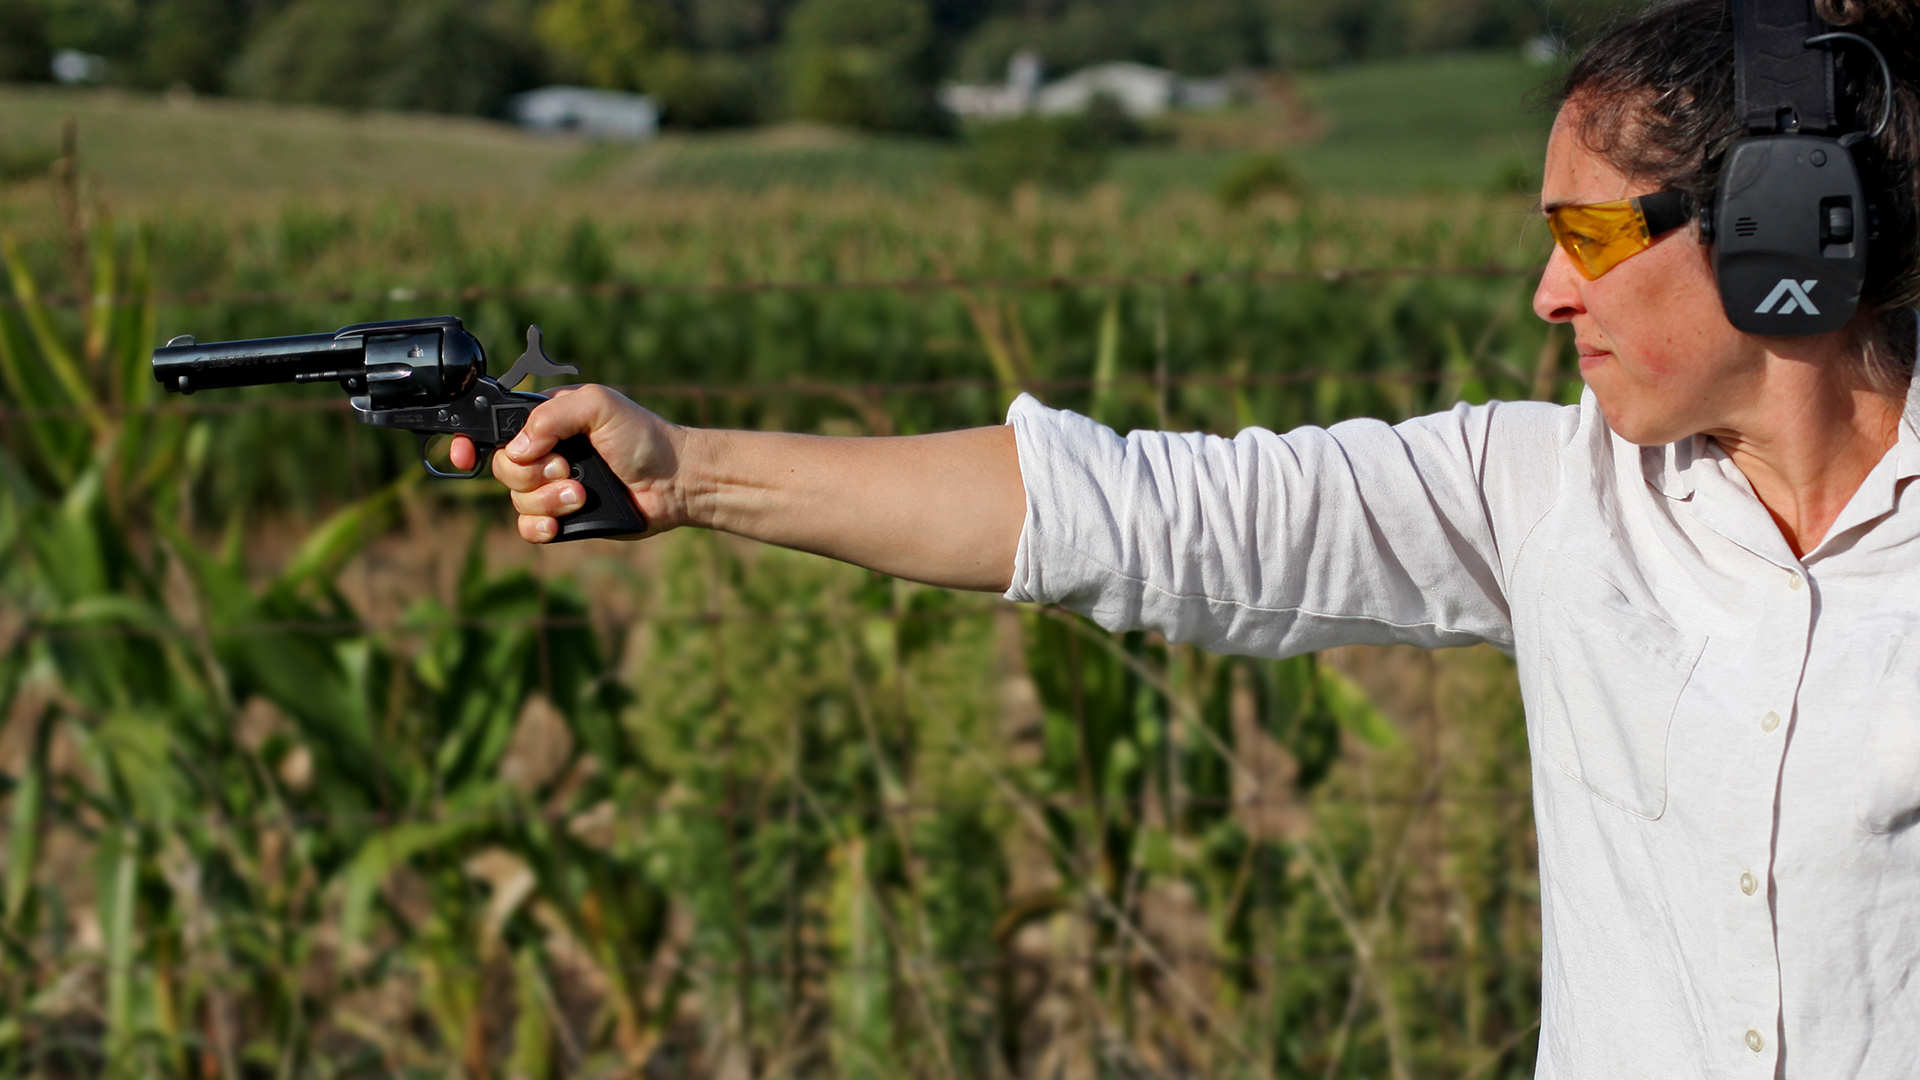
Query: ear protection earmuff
[[1709, 0, 1891, 336]]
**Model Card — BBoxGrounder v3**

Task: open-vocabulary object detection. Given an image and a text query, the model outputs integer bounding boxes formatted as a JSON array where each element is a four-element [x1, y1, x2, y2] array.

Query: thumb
[[502, 385, 618, 464]]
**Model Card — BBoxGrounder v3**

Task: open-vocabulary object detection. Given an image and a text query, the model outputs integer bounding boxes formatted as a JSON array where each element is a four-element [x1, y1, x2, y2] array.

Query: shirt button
[[1740, 871, 1758, 895], [1787, 571, 1804, 590], [1761, 710, 1781, 733], [1746, 1029, 1765, 1052]]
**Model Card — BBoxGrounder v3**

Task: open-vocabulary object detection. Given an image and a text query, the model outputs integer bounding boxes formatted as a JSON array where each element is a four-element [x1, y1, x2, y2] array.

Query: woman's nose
[[1532, 246, 1586, 323]]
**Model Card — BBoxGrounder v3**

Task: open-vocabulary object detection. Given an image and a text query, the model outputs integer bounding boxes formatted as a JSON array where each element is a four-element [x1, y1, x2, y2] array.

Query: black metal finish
[[498, 325, 580, 391], [152, 331, 357, 395], [152, 316, 646, 541]]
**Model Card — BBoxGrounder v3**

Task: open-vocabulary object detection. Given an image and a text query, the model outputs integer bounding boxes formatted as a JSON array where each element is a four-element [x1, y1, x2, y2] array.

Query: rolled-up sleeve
[[1002, 393, 1572, 658]]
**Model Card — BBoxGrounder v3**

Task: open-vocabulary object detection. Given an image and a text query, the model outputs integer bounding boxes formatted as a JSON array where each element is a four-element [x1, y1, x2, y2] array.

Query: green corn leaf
[[118, 231, 157, 409], [276, 474, 412, 593], [20, 466, 111, 603], [509, 947, 556, 1080], [336, 798, 499, 955], [1317, 663, 1400, 748], [61, 595, 173, 630], [164, 520, 380, 785], [1091, 291, 1121, 425], [96, 712, 185, 825], [4, 702, 53, 928], [0, 232, 99, 423], [97, 827, 138, 1061], [0, 314, 83, 491], [161, 520, 257, 627], [83, 220, 117, 389]]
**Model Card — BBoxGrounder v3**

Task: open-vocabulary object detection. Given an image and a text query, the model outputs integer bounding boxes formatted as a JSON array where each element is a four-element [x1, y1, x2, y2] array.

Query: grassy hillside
[[1297, 51, 1558, 193], [0, 52, 1558, 204], [0, 85, 579, 200]]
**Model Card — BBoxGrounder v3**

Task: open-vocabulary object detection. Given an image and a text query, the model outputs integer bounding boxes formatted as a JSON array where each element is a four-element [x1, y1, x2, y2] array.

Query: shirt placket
[[1727, 558, 1813, 1074], [1677, 449, 1822, 1074]]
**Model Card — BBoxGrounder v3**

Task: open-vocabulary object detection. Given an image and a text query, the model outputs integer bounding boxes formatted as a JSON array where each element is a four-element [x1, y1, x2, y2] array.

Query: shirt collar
[[1815, 368, 1920, 548], [1893, 367, 1920, 483], [1635, 366, 1920, 565], [1642, 434, 1705, 500]]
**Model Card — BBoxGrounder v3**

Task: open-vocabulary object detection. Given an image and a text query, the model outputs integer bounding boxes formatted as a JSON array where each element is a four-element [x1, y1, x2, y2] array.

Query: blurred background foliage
[[0, 0, 1577, 1075], [0, 0, 1635, 128]]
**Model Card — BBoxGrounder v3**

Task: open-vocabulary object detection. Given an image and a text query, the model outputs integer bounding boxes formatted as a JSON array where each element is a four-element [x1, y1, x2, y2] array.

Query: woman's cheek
[[1627, 341, 1689, 383]]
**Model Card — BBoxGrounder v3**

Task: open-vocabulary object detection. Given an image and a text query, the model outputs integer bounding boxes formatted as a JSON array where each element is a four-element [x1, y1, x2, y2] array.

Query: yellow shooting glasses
[[1547, 191, 1695, 280]]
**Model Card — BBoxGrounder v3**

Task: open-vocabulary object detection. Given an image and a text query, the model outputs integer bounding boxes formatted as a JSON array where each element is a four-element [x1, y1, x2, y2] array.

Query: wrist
[[671, 425, 719, 530]]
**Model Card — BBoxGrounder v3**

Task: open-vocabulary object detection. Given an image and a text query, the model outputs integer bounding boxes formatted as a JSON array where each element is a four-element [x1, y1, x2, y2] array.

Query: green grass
[[0, 51, 1558, 203], [588, 124, 954, 196], [0, 84, 578, 200], [1294, 52, 1559, 194]]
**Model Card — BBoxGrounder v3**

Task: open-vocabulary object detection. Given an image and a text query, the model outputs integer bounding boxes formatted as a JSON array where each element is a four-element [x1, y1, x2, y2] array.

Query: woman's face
[[1533, 103, 1765, 445]]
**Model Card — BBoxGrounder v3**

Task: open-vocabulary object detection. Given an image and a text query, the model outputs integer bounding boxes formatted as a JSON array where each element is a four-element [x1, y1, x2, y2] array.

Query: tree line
[[0, 0, 1635, 132]]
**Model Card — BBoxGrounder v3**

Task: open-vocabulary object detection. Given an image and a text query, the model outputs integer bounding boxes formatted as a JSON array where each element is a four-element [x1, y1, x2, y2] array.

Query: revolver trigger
[[497, 325, 581, 391], [417, 432, 491, 480]]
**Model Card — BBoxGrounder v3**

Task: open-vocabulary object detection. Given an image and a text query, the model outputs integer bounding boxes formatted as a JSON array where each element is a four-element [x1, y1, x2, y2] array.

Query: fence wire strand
[[5, 262, 1538, 312], [0, 366, 1537, 422]]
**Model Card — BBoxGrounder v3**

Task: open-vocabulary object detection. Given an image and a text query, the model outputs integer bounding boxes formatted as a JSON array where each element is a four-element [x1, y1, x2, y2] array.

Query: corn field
[[2, 171, 1552, 1078]]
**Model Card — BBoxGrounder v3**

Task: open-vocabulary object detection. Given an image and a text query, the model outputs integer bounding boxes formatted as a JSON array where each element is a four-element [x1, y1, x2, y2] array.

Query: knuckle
[[513, 482, 577, 516]]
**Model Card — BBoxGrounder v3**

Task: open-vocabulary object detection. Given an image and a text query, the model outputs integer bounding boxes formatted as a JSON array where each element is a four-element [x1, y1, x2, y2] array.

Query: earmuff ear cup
[[1712, 133, 1869, 335]]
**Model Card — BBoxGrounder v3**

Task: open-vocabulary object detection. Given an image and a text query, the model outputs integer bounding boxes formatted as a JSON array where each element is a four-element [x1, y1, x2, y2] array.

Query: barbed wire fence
[[0, 260, 1549, 1079]]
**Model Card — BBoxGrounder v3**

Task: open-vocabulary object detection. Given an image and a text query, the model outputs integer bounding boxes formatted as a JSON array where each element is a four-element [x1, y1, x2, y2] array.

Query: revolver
[[152, 315, 645, 541]]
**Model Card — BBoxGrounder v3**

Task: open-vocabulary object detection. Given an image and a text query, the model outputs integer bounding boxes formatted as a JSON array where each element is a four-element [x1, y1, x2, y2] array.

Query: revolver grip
[[551, 435, 648, 541]]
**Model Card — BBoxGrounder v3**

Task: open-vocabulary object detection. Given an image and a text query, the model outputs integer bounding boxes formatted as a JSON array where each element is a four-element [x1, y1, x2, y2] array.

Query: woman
[[457, 0, 1920, 1073]]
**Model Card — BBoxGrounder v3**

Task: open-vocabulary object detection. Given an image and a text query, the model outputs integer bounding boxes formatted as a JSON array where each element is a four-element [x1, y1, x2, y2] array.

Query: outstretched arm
[[451, 385, 1026, 593]]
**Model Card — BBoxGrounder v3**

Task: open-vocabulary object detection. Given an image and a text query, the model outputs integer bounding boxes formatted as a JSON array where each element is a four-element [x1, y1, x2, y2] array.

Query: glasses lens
[[1548, 200, 1651, 280]]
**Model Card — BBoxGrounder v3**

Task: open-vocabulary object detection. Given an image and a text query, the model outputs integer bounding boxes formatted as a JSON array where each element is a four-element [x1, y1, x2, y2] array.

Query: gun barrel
[[153, 332, 364, 395]]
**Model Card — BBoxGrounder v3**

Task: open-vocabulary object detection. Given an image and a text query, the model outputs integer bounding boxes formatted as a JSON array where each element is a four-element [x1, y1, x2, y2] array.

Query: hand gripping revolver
[[152, 316, 645, 541]]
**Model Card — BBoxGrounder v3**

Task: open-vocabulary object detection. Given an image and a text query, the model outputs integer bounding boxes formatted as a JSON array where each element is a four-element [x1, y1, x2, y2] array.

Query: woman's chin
[[1592, 397, 1688, 448]]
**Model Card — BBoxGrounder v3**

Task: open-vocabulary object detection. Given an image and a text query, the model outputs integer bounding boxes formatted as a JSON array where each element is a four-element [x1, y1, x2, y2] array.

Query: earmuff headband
[[1734, 0, 1835, 133]]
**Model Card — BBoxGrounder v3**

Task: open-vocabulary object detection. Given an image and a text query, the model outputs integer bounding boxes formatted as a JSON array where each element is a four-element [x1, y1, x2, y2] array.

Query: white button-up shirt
[[1002, 384, 1920, 1078]]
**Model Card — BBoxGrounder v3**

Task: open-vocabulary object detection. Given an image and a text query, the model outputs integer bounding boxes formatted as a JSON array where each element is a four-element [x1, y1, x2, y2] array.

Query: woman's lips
[[1575, 342, 1612, 371]]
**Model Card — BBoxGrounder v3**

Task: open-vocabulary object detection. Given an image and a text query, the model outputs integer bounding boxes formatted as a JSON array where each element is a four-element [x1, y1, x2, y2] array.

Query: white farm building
[[510, 87, 659, 141], [942, 56, 1233, 121]]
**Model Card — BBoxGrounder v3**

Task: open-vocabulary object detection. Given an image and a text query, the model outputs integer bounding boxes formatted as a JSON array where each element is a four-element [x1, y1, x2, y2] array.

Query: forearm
[[680, 425, 1025, 592]]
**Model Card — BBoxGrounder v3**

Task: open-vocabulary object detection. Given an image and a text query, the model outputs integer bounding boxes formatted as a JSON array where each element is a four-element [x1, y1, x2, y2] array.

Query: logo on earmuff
[[1754, 278, 1821, 316]]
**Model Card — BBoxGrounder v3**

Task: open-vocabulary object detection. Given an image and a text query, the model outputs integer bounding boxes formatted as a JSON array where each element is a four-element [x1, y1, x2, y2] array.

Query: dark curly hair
[[1560, 0, 1920, 380]]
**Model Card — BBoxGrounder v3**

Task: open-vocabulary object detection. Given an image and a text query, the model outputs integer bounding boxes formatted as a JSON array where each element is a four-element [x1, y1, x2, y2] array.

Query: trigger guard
[[419, 433, 492, 480]]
